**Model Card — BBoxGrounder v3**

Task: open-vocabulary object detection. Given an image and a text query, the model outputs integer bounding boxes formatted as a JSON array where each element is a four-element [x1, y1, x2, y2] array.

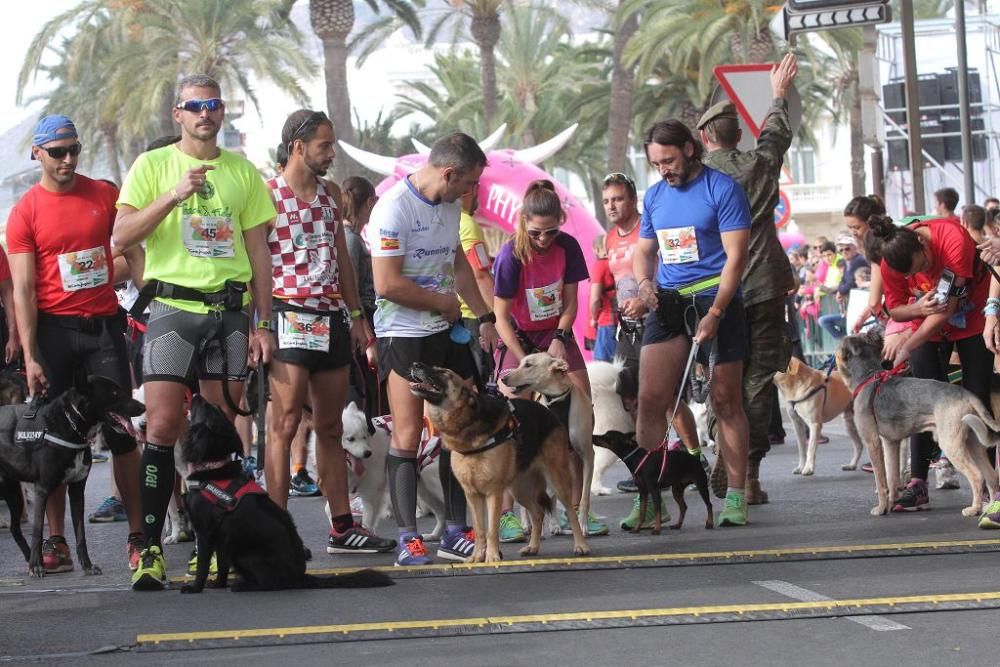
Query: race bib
[[656, 226, 699, 264], [183, 215, 235, 258], [526, 280, 563, 321], [278, 312, 331, 352], [57, 246, 109, 292]]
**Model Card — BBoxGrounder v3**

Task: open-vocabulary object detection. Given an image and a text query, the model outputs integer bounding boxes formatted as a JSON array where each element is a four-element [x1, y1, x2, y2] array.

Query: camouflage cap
[[697, 101, 738, 130]]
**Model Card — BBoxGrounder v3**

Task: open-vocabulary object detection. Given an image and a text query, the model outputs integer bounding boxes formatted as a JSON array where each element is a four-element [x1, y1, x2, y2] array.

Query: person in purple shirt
[[492, 179, 608, 538], [633, 119, 753, 527]]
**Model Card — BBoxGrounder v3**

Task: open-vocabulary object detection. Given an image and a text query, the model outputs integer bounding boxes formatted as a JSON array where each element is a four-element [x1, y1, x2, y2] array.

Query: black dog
[[593, 432, 714, 533], [181, 395, 393, 593], [0, 375, 144, 577]]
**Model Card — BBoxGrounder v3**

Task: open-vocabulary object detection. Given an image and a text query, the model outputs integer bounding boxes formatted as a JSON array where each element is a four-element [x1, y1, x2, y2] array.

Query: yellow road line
[[137, 589, 1000, 645], [168, 538, 1000, 583]]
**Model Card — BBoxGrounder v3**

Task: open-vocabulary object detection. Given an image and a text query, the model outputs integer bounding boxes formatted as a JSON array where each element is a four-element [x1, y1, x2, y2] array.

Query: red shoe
[[127, 533, 144, 572], [41, 536, 74, 574]]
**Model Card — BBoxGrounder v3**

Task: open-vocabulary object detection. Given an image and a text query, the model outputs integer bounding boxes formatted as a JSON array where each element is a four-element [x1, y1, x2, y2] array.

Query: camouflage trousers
[[707, 296, 790, 463]]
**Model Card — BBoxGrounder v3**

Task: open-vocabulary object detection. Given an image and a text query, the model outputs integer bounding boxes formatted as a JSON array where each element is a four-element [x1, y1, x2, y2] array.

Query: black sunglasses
[[175, 98, 224, 113], [527, 228, 560, 239], [603, 172, 637, 194], [37, 142, 82, 159], [287, 111, 329, 149]]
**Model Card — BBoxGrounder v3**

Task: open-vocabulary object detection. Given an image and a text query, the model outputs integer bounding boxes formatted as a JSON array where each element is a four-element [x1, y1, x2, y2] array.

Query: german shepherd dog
[[409, 363, 590, 563], [181, 395, 393, 593], [0, 375, 144, 577]]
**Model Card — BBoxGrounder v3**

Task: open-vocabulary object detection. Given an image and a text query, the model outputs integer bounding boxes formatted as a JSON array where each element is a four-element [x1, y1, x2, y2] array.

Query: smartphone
[[935, 268, 956, 303]]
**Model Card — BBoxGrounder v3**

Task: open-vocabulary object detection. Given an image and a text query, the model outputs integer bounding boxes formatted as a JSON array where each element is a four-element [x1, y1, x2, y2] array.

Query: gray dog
[[837, 331, 999, 518]]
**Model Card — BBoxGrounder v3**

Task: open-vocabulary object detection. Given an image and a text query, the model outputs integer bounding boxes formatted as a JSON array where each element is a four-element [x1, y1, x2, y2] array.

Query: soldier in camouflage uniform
[[698, 53, 799, 504]]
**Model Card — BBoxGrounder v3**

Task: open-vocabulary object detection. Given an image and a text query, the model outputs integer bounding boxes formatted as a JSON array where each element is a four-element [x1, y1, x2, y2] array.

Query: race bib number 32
[[57, 246, 109, 292], [278, 312, 331, 352], [656, 226, 700, 265], [183, 215, 236, 258]]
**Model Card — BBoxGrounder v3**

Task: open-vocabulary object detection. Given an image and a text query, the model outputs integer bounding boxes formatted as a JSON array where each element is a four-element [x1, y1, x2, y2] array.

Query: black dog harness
[[787, 356, 837, 411], [461, 401, 522, 456], [14, 400, 90, 451], [540, 389, 571, 427], [188, 475, 267, 512]]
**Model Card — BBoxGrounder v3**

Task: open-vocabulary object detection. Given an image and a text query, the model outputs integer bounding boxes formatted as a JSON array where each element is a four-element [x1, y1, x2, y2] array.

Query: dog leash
[[851, 362, 909, 429]]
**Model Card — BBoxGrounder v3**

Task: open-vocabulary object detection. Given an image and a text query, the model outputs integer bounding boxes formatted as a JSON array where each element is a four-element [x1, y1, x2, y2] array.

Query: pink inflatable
[[339, 124, 605, 352]]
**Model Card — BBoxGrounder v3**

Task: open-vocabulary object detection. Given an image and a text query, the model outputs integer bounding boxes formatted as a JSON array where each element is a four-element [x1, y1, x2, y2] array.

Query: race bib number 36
[[57, 246, 109, 292], [526, 280, 563, 321], [278, 312, 331, 351], [183, 215, 236, 258], [656, 226, 700, 265]]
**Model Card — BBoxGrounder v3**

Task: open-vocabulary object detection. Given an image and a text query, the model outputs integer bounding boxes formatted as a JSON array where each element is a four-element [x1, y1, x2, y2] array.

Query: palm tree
[[19, 0, 315, 169], [302, 0, 422, 182], [606, 1, 639, 175]]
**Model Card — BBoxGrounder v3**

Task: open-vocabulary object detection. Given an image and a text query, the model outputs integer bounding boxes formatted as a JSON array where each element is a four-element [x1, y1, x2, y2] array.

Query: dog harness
[[462, 401, 522, 456], [188, 475, 267, 512], [850, 362, 910, 428], [540, 389, 572, 429], [787, 356, 837, 411], [14, 401, 91, 451]]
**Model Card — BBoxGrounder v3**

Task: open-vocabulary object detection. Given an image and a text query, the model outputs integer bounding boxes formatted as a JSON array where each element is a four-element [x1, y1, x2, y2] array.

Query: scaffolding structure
[[876, 15, 1000, 214]]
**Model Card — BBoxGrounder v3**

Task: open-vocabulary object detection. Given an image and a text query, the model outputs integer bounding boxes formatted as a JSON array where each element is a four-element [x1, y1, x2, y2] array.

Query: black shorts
[[273, 305, 352, 373], [642, 295, 749, 365], [143, 301, 250, 384], [36, 311, 135, 455], [376, 330, 475, 383]]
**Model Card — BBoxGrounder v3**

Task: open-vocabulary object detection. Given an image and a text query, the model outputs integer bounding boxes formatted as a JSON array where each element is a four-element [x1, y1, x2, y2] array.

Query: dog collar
[[541, 389, 571, 404], [850, 363, 909, 401]]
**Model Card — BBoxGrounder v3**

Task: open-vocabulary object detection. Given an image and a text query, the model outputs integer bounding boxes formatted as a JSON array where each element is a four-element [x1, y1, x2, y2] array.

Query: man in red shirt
[[6, 115, 145, 573]]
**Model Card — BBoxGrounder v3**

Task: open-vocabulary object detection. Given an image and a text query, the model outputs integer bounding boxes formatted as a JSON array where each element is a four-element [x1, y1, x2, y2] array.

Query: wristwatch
[[553, 328, 573, 344], [256, 319, 271, 331], [349, 308, 363, 320], [708, 306, 724, 319], [478, 311, 497, 325]]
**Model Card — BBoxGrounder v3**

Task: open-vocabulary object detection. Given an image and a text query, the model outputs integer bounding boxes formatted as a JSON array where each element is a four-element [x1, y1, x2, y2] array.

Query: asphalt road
[[2, 414, 999, 665]]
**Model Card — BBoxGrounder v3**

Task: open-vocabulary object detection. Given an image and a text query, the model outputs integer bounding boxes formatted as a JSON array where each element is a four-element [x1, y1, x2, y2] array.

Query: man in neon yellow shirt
[[458, 191, 494, 353], [113, 74, 276, 590]]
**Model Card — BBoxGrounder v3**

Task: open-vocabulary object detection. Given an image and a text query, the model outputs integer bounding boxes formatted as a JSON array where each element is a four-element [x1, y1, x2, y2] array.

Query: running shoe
[[498, 511, 526, 543], [327, 523, 396, 554], [718, 492, 748, 526], [616, 478, 638, 493], [88, 496, 127, 523], [396, 533, 432, 566], [978, 493, 1000, 529], [131, 545, 167, 591], [187, 549, 218, 576], [438, 526, 476, 561], [557, 510, 610, 536], [892, 479, 930, 512], [91, 451, 109, 463], [289, 469, 321, 497], [174, 508, 194, 543], [619, 495, 670, 530], [127, 533, 144, 572], [41, 536, 74, 573], [933, 458, 960, 490]]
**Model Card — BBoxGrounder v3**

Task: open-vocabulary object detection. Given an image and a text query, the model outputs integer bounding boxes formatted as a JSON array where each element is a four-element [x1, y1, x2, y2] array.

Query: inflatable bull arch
[[338, 124, 606, 353]]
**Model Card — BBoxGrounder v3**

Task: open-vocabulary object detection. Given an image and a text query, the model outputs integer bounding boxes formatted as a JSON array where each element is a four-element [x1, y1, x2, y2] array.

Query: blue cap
[[31, 115, 78, 159]]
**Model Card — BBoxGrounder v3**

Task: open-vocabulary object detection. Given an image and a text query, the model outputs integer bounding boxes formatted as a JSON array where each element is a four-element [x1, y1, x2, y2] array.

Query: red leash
[[851, 362, 909, 428]]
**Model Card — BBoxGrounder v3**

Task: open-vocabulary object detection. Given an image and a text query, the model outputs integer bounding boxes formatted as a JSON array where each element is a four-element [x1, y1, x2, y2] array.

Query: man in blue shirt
[[632, 119, 753, 526]]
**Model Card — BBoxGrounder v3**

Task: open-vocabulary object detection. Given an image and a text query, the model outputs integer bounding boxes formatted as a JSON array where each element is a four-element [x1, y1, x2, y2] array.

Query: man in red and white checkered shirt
[[264, 109, 395, 554]]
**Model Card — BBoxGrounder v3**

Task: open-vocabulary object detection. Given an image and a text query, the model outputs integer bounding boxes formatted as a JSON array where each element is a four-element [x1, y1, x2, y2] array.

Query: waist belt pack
[[655, 289, 689, 336], [129, 279, 247, 318]]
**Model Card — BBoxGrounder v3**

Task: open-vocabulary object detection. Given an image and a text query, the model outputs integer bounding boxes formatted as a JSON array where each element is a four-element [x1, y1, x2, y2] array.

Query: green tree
[[19, 0, 315, 170], [300, 0, 423, 182]]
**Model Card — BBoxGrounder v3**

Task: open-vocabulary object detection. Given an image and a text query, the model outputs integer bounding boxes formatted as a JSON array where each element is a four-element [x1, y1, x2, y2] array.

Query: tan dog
[[773, 357, 865, 476], [410, 363, 589, 563], [502, 353, 596, 528]]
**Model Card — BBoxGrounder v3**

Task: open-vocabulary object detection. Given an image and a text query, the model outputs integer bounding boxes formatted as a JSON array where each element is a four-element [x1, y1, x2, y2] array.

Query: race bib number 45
[[656, 226, 699, 265], [183, 215, 235, 258], [57, 246, 109, 292], [278, 312, 331, 351]]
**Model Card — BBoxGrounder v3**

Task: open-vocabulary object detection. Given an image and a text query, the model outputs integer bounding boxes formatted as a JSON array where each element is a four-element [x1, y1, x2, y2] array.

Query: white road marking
[[753, 579, 910, 631]]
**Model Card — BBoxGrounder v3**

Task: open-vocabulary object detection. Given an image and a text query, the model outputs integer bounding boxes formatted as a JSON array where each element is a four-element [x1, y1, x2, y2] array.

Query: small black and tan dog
[[0, 375, 144, 577], [181, 395, 392, 593], [593, 432, 713, 533]]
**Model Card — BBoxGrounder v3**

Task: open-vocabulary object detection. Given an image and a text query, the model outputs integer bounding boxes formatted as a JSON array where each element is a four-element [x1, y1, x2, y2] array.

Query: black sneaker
[[327, 523, 397, 554], [892, 479, 930, 512], [289, 470, 321, 497], [616, 478, 639, 493]]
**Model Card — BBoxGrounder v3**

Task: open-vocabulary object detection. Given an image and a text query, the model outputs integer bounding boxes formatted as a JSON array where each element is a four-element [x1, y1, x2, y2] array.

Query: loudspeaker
[[942, 117, 988, 161], [883, 80, 906, 124], [887, 137, 909, 171], [920, 119, 946, 164], [938, 68, 982, 108]]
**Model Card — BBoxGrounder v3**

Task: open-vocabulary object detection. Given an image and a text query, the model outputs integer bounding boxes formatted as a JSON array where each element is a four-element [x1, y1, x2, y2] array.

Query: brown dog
[[409, 363, 590, 563], [773, 356, 865, 476]]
